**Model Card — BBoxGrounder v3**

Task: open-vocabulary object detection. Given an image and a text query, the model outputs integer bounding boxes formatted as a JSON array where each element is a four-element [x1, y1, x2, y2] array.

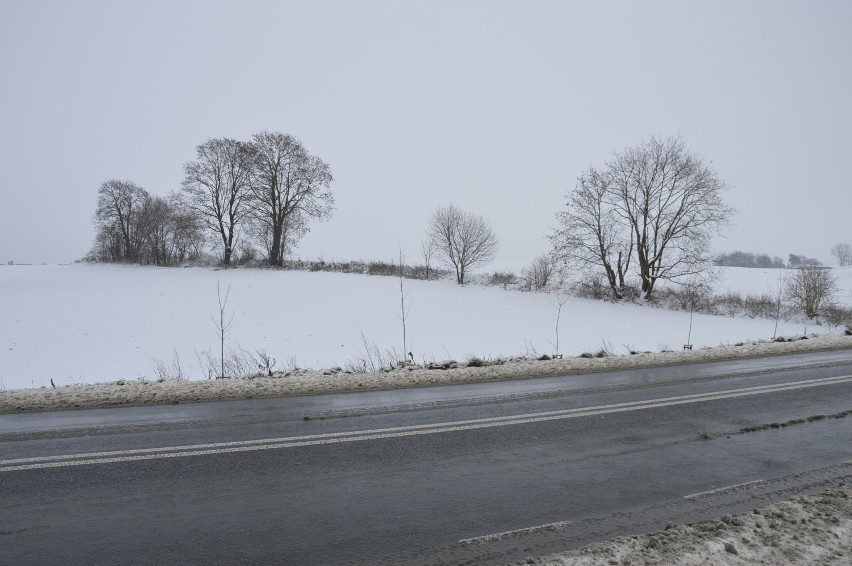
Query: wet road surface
[[2, 350, 851, 564]]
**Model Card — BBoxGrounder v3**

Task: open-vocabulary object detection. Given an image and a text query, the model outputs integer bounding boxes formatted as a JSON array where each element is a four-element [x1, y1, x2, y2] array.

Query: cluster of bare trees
[[90, 180, 204, 265], [181, 131, 333, 266], [89, 131, 334, 267], [551, 135, 736, 300]]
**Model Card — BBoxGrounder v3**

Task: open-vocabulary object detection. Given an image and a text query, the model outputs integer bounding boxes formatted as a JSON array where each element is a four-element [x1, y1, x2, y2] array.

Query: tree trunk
[[269, 222, 283, 267]]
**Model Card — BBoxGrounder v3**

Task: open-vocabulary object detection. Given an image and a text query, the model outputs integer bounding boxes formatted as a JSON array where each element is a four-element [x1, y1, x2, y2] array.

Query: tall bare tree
[[93, 180, 149, 263], [830, 242, 851, 267], [180, 138, 255, 266], [609, 135, 734, 299], [249, 131, 334, 266], [551, 168, 633, 299], [426, 204, 499, 284], [553, 135, 734, 300]]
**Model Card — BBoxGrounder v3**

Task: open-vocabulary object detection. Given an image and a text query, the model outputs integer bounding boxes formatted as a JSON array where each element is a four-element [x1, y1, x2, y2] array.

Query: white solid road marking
[[2, 374, 851, 473], [459, 520, 572, 545], [683, 478, 768, 500]]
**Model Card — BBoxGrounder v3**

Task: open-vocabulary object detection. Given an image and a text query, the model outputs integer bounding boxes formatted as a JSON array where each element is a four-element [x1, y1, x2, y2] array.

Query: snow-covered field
[[1, 264, 849, 391]]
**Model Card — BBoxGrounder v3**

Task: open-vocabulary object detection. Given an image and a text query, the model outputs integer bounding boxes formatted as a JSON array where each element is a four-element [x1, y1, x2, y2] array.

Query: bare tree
[[166, 193, 206, 263], [249, 131, 334, 266], [522, 253, 557, 291], [830, 242, 851, 267], [772, 269, 786, 339], [420, 239, 435, 280], [89, 219, 125, 262], [93, 180, 150, 263], [550, 288, 569, 357], [610, 135, 734, 299], [551, 168, 633, 299], [135, 195, 172, 266], [134, 193, 206, 266], [554, 135, 735, 300], [785, 265, 837, 319], [180, 138, 255, 266], [211, 281, 235, 379], [397, 248, 411, 363], [678, 279, 711, 349], [426, 204, 499, 284]]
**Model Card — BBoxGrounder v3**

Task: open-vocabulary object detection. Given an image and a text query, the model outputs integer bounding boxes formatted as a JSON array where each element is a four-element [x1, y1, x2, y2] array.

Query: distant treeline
[[715, 251, 822, 269], [715, 251, 785, 269]]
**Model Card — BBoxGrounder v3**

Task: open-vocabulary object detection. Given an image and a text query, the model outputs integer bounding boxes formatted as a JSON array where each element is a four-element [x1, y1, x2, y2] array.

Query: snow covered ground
[[1, 263, 849, 391], [2, 264, 850, 564]]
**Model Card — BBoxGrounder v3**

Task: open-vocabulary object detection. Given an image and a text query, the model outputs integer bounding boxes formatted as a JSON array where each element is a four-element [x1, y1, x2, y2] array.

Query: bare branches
[[211, 280, 235, 379], [426, 204, 500, 284], [551, 168, 632, 299], [553, 135, 735, 300], [420, 239, 435, 280], [785, 266, 837, 319], [397, 248, 411, 361], [181, 138, 256, 266], [90, 182, 204, 266], [93, 180, 149, 263], [830, 243, 852, 267], [249, 131, 335, 266], [550, 287, 569, 356], [522, 254, 557, 291], [92, 130, 334, 267]]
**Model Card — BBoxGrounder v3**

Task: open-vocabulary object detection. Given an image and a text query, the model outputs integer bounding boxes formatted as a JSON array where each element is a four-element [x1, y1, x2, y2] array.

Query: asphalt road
[[2, 350, 851, 565]]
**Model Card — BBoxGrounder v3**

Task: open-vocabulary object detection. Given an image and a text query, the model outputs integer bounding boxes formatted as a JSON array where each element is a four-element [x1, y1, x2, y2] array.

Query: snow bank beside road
[[2, 333, 850, 414], [522, 485, 851, 566]]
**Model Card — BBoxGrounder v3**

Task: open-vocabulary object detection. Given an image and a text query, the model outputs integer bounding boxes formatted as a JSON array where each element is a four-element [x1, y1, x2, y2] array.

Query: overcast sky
[[2, 0, 850, 269]]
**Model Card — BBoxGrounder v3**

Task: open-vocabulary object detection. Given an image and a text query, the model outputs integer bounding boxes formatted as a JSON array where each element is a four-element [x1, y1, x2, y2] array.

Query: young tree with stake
[[212, 281, 234, 379]]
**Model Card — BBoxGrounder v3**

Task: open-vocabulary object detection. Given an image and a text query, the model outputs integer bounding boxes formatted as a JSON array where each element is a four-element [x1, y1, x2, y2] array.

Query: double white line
[[3, 375, 851, 472]]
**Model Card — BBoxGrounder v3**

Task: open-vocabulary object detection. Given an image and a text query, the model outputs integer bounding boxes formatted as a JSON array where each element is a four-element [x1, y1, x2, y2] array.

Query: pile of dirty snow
[[520, 485, 851, 565]]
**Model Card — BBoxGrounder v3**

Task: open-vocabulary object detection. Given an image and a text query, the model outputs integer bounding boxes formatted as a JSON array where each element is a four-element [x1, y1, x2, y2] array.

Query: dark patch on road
[[0, 525, 49, 536], [698, 409, 852, 441], [738, 409, 852, 433]]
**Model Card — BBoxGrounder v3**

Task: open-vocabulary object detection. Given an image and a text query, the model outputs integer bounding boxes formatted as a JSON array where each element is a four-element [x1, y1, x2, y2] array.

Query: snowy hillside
[[2, 264, 846, 390]]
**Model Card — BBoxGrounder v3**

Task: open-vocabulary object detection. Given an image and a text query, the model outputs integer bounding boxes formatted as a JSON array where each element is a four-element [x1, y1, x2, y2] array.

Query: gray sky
[[2, 0, 851, 268]]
